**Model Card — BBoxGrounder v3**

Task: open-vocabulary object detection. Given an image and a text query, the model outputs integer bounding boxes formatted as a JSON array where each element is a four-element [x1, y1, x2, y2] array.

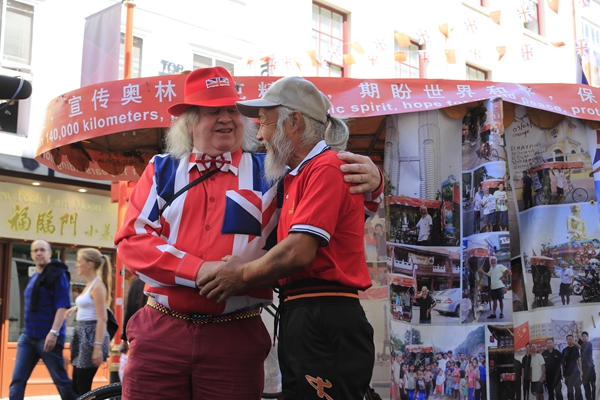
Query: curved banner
[[35, 75, 600, 181]]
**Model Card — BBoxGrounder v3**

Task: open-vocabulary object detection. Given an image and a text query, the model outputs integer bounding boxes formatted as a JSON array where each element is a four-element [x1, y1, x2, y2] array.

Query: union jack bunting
[[517, 4, 533, 22], [418, 50, 430, 65], [416, 29, 430, 45], [282, 56, 293, 70], [368, 54, 378, 66], [575, 39, 590, 58], [326, 47, 342, 64], [581, 0, 591, 6], [373, 38, 387, 51], [471, 48, 481, 59], [464, 18, 478, 33], [521, 44, 534, 61], [267, 58, 277, 75]]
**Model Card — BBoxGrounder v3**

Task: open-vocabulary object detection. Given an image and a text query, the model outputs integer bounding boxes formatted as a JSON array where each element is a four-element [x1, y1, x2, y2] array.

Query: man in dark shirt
[[575, 329, 596, 400], [542, 338, 564, 400], [562, 334, 584, 400], [515, 356, 523, 400], [522, 170, 533, 210], [413, 286, 437, 324], [523, 343, 533, 400], [9, 240, 77, 400]]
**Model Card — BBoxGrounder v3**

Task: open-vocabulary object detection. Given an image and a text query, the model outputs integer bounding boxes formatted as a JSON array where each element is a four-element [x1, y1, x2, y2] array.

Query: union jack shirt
[[115, 148, 279, 314]]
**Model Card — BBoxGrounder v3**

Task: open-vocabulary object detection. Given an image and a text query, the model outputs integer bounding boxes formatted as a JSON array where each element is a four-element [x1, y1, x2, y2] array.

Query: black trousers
[[523, 379, 531, 400], [278, 295, 374, 400], [546, 377, 564, 400], [72, 366, 99, 396], [582, 367, 596, 400]]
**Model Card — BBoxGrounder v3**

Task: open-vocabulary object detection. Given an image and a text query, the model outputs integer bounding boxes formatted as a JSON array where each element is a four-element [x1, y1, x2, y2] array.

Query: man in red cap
[[114, 67, 382, 399], [199, 75, 378, 400]]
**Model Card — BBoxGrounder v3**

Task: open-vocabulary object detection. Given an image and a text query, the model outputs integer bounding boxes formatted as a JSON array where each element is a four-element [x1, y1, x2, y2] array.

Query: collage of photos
[[381, 99, 600, 400]]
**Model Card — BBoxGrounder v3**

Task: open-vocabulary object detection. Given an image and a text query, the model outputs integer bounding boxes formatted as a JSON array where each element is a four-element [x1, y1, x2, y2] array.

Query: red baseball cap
[[167, 66, 241, 116]]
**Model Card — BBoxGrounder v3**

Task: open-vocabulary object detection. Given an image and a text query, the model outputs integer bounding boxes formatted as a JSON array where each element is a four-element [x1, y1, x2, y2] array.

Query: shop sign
[[0, 182, 117, 247]]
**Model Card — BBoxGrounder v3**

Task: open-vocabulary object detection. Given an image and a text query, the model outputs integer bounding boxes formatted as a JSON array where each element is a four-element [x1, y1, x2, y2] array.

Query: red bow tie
[[194, 152, 232, 172]]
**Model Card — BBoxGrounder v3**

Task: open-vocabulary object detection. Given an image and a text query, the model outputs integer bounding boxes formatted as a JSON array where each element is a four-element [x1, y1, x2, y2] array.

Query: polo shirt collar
[[288, 140, 330, 176], [187, 147, 242, 176]]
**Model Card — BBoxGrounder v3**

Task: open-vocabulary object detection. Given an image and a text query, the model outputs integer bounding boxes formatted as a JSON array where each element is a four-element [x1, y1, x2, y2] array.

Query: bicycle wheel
[[572, 188, 588, 203], [491, 148, 499, 160], [536, 191, 550, 205], [77, 383, 122, 400]]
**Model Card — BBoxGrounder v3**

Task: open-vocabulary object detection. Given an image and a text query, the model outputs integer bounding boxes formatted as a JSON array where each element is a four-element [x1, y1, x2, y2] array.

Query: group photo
[[390, 322, 486, 400]]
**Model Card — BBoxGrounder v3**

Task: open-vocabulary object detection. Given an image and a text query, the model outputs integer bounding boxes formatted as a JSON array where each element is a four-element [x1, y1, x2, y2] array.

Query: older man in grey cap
[[199, 76, 376, 400]]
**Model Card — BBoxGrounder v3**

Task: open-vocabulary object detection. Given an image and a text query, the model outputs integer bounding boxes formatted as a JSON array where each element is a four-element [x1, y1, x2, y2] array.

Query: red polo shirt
[[278, 142, 372, 291]]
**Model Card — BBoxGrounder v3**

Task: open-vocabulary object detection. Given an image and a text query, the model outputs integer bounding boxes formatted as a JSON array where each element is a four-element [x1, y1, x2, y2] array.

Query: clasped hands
[[196, 255, 247, 303]]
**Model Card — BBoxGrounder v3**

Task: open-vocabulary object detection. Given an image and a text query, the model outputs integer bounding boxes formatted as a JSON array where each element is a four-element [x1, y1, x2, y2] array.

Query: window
[[193, 54, 235, 74], [0, 0, 34, 69], [523, 0, 543, 36], [311, 2, 346, 77], [119, 34, 143, 79], [466, 64, 488, 81], [394, 38, 422, 78]]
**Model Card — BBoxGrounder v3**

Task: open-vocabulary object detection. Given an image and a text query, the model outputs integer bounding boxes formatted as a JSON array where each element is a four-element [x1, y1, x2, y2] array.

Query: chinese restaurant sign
[[0, 182, 117, 247]]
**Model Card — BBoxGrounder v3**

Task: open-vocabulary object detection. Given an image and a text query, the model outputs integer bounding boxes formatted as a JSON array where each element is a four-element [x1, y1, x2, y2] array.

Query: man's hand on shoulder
[[337, 151, 382, 194]]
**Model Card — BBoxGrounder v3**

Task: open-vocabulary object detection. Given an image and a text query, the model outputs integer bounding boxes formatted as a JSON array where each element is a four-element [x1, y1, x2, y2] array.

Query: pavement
[[522, 271, 600, 309]]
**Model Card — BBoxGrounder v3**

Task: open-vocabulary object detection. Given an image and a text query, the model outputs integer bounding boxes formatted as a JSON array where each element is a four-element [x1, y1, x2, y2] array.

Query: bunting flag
[[368, 53, 378, 66], [81, 3, 122, 87], [351, 42, 365, 54], [551, 41, 566, 47], [490, 10, 501, 25], [548, 0, 559, 13], [416, 29, 430, 45], [343, 54, 356, 65], [471, 48, 481, 59], [575, 39, 590, 58], [438, 23, 449, 38], [373, 38, 387, 52], [514, 321, 530, 351], [246, 59, 254, 66], [294, 57, 303, 70], [576, 54, 590, 85], [497, 46, 507, 61], [464, 18, 478, 33], [522, 44, 534, 61], [394, 32, 411, 47], [267, 57, 277, 74], [326, 47, 342, 64], [307, 50, 319, 67], [581, 0, 590, 6], [394, 52, 407, 63], [281, 56, 293, 70], [418, 50, 430, 64], [445, 49, 456, 64], [517, 5, 534, 22]]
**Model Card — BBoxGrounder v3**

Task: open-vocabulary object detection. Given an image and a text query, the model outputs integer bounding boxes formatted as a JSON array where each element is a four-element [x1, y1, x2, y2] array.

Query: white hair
[[164, 106, 259, 159]]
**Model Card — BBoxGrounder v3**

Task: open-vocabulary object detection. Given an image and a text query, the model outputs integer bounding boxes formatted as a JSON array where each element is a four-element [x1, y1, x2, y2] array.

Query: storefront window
[[7, 242, 115, 343]]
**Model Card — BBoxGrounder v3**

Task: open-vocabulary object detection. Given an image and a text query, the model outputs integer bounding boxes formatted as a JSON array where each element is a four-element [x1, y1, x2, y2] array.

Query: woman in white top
[[65, 248, 113, 395]]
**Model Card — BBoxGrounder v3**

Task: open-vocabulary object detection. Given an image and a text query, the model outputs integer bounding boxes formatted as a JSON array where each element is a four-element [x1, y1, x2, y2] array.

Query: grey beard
[[263, 127, 295, 184]]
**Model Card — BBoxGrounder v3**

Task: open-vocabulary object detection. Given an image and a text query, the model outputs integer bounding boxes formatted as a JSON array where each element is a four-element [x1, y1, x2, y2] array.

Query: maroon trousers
[[122, 305, 271, 399]]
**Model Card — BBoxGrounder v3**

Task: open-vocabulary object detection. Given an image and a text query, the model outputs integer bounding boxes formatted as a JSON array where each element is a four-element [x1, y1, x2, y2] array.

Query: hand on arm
[[198, 232, 320, 303], [337, 151, 382, 194], [65, 306, 77, 318]]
